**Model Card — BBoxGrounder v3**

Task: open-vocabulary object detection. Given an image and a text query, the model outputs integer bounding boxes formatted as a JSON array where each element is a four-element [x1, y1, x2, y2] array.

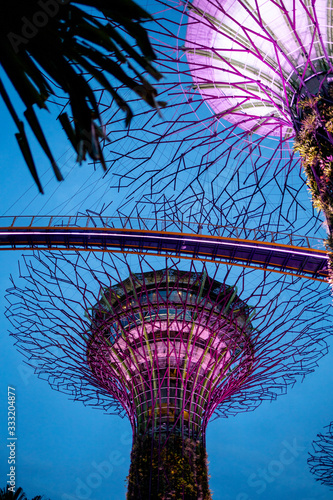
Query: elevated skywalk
[[0, 215, 328, 281]]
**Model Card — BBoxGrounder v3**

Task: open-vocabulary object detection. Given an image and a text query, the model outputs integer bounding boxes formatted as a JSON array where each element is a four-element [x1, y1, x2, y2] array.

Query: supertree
[[11, 3, 328, 243], [63, 2, 318, 233], [6, 250, 332, 499], [180, 0, 333, 270], [308, 421, 333, 489], [91, 0, 333, 284]]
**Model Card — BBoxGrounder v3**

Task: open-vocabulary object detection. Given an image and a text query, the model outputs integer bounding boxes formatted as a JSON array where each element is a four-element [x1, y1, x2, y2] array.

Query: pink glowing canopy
[[5, 251, 332, 428], [185, 0, 333, 137]]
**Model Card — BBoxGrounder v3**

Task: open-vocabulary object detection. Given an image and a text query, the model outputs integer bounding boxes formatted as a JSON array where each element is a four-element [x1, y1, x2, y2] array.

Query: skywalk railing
[[0, 214, 326, 250]]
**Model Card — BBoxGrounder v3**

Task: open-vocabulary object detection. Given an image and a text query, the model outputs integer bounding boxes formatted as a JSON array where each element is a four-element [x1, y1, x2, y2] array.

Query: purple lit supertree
[[6, 250, 332, 499], [95, 0, 333, 284], [308, 421, 333, 489], [180, 0, 333, 282], [78, 1, 323, 236]]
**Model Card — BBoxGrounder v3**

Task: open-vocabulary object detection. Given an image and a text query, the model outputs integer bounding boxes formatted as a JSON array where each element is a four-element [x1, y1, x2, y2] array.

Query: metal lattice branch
[[6, 250, 332, 498], [308, 421, 333, 490], [84, 0, 331, 238], [112, 191, 326, 239], [6, 251, 331, 423]]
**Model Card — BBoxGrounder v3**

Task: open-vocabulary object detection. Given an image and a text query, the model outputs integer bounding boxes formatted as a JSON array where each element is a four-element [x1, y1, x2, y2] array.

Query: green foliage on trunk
[[294, 94, 333, 227], [294, 91, 333, 291], [126, 434, 212, 500]]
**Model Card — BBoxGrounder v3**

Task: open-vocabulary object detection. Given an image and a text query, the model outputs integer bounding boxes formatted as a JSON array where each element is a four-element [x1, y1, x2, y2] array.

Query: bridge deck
[[0, 216, 328, 281]]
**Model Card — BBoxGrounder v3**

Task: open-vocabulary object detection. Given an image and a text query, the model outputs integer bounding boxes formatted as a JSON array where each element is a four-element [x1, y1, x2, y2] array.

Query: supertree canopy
[[92, 0, 333, 285], [85, 0, 325, 236], [308, 421, 333, 489], [184, 0, 332, 139], [6, 251, 332, 499]]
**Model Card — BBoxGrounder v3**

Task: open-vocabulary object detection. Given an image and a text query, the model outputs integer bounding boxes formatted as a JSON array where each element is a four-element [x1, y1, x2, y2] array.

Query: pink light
[[185, 0, 333, 137]]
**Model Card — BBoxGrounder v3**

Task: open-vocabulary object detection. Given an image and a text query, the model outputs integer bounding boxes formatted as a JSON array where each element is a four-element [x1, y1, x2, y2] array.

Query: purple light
[[5, 251, 332, 498], [184, 0, 333, 137]]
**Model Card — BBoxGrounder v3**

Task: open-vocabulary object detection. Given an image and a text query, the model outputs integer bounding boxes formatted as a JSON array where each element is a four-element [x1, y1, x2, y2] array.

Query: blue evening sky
[[1, 1, 333, 499]]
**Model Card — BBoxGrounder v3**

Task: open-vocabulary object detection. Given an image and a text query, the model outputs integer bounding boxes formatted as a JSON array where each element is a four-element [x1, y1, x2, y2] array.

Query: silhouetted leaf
[[0, 0, 163, 192]]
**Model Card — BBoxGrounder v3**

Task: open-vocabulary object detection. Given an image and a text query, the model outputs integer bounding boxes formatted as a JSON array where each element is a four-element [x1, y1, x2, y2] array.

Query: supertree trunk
[[127, 434, 211, 500]]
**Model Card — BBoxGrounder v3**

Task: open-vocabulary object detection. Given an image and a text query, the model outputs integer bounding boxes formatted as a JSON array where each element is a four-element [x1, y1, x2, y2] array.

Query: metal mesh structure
[[3, 3, 333, 497], [183, 0, 333, 138], [22, 1, 331, 243], [181, 0, 333, 246], [89, 267, 254, 437], [5, 251, 332, 498], [112, 191, 326, 242], [308, 421, 333, 490], [84, 0, 330, 238]]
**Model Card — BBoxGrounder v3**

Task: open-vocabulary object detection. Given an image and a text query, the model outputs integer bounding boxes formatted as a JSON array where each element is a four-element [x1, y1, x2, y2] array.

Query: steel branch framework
[[184, 0, 333, 137], [88, 0, 331, 226], [308, 421, 333, 490], [5, 251, 332, 498]]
